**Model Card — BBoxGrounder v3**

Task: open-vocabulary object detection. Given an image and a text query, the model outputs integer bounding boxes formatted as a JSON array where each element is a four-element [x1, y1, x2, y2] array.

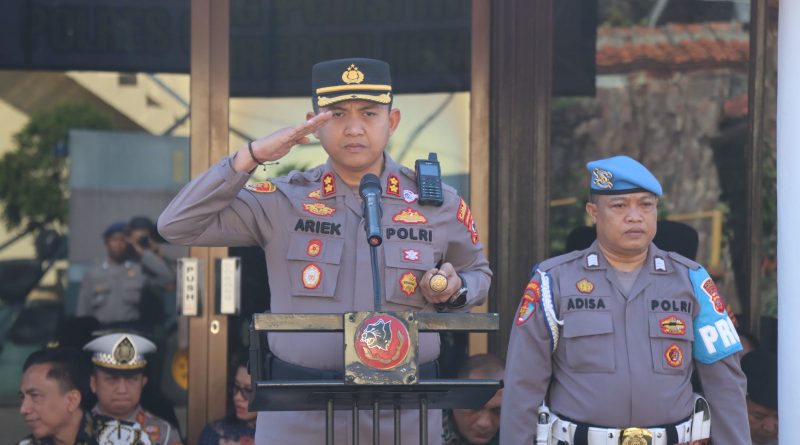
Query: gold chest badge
[[303, 202, 336, 216], [392, 208, 428, 224], [576, 278, 594, 294]]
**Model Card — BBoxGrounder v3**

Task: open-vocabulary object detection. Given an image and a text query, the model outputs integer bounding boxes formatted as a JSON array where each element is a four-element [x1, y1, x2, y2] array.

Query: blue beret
[[586, 155, 662, 197], [102, 222, 128, 239]]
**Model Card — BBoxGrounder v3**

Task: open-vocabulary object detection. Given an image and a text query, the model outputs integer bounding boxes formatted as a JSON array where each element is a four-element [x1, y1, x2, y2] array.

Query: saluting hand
[[419, 262, 462, 305], [232, 111, 333, 172]]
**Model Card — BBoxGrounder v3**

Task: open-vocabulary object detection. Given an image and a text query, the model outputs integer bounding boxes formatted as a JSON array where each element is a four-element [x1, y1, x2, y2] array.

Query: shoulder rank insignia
[[665, 344, 683, 367], [660, 315, 686, 335], [303, 202, 336, 216], [306, 240, 322, 257], [399, 272, 418, 296], [322, 172, 336, 197], [307, 189, 322, 199], [393, 208, 428, 224], [302, 264, 322, 289], [245, 180, 277, 193], [387, 174, 401, 196], [701, 277, 726, 314], [403, 190, 418, 203], [576, 278, 594, 294], [515, 280, 541, 325]]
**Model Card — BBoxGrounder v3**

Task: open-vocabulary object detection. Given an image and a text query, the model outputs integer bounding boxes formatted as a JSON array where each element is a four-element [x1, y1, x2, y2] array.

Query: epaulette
[[398, 164, 459, 198], [285, 165, 323, 185], [398, 165, 417, 181], [537, 250, 584, 272], [668, 251, 701, 271]]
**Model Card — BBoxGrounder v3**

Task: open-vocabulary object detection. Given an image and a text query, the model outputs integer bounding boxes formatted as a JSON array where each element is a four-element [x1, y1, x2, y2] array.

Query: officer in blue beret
[[502, 155, 749, 444]]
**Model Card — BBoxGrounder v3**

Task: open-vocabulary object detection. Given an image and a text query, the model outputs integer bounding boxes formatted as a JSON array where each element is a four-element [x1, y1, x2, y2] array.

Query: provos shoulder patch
[[515, 280, 541, 325], [701, 277, 726, 314]]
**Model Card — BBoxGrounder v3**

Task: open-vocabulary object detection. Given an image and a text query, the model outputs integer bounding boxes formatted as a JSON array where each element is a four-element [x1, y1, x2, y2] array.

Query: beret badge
[[592, 168, 614, 189]]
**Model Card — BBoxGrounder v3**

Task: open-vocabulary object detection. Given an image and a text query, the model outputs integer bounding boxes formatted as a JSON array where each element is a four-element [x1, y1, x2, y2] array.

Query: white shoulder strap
[[537, 269, 563, 353]]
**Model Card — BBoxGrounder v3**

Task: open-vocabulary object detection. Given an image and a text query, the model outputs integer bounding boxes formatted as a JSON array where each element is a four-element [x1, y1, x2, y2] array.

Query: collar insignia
[[654, 257, 666, 271], [587, 254, 599, 268]]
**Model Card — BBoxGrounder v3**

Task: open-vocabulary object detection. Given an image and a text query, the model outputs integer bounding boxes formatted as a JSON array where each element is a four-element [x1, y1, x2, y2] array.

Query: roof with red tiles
[[597, 22, 749, 74]]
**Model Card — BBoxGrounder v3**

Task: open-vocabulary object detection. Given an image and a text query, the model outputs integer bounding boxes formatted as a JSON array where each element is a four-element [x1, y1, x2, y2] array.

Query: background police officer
[[84, 334, 182, 445], [501, 155, 748, 444], [158, 58, 491, 444]]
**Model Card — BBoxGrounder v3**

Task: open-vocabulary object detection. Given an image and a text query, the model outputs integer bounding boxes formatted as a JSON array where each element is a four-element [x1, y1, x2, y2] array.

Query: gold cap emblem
[[113, 337, 136, 365], [342, 64, 365, 84]]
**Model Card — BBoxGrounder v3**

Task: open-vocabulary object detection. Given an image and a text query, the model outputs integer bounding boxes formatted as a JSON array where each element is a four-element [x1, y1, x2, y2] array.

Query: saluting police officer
[[84, 334, 183, 445], [158, 58, 492, 444], [501, 156, 748, 445]]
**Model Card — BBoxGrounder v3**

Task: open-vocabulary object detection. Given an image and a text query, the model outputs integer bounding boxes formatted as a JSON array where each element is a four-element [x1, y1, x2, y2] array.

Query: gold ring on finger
[[429, 274, 448, 293]]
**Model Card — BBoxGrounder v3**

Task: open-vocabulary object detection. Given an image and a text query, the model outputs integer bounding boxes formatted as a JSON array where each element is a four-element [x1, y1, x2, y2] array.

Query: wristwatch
[[435, 273, 468, 311]]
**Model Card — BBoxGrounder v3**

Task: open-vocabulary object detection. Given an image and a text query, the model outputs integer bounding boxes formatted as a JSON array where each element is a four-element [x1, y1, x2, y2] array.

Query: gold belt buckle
[[619, 427, 653, 445]]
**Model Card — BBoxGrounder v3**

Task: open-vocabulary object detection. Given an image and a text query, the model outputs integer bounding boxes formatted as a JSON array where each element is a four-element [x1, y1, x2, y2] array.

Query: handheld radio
[[415, 153, 444, 206]]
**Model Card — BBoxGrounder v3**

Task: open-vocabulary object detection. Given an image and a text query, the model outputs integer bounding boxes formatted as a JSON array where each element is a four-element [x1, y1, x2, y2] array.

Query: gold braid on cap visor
[[317, 92, 392, 107]]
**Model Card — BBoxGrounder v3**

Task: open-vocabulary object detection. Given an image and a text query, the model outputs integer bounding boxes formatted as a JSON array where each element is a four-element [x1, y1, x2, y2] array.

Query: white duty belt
[[535, 395, 711, 445]]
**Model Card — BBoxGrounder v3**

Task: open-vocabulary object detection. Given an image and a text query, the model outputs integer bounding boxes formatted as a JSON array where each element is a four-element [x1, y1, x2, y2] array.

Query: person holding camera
[[76, 221, 174, 331]]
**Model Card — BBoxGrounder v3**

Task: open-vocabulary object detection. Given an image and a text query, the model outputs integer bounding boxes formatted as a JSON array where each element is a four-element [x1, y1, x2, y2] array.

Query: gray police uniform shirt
[[76, 260, 147, 324], [158, 154, 492, 444], [500, 242, 748, 445]]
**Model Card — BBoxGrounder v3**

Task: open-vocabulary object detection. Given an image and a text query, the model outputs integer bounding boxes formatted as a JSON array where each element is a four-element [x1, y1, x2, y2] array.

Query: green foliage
[[0, 102, 111, 232]]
